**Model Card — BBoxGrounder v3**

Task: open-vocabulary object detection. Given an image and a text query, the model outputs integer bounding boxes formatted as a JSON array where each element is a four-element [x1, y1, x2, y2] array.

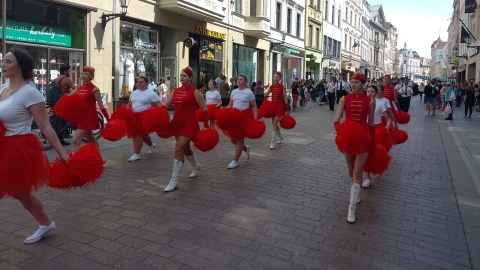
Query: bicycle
[[37, 105, 104, 150]]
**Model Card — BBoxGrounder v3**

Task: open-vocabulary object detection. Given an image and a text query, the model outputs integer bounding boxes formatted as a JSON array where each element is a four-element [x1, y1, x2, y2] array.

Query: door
[[161, 56, 177, 94]]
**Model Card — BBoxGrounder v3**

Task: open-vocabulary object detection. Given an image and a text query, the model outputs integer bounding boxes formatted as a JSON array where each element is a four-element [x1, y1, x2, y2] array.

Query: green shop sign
[[0, 20, 71, 47]]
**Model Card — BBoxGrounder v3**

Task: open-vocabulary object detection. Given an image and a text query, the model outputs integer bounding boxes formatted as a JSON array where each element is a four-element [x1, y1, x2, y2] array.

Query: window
[[235, 0, 242, 13], [296, 14, 301, 37], [349, 37, 352, 51], [325, 0, 329, 20], [316, 28, 320, 49], [350, 11, 352, 24], [354, 14, 357, 28], [287, 8, 292, 34], [344, 34, 347, 50], [331, 5, 335, 24], [317, 0, 321, 10], [346, 7, 348, 22], [309, 25, 313, 47], [323, 35, 327, 55], [250, 0, 257, 16], [276, 3, 281, 29], [310, 0, 314, 7], [338, 9, 341, 26], [333, 40, 337, 58]]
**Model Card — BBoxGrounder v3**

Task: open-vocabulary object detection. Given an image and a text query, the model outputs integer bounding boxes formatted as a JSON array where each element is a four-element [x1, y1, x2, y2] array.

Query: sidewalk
[[0, 97, 476, 269]]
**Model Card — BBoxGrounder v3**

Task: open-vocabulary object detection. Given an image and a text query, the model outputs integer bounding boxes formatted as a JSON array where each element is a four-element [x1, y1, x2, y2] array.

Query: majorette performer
[[382, 74, 398, 126], [163, 67, 209, 192], [205, 79, 222, 127], [264, 71, 290, 149], [334, 73, 375, 223], [0, 47, 69, 243]]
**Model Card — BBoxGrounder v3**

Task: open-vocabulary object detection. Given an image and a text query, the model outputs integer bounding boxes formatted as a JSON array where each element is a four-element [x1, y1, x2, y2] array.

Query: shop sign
[[0, 20, 71, 47], [195, 26, 226, 40]]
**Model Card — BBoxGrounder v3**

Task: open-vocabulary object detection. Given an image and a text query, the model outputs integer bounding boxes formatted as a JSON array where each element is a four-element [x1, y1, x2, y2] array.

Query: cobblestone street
[[0, 98, 478, 270]]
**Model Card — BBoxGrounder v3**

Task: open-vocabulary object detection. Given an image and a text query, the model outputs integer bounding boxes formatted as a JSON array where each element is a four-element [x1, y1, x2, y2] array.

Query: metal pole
[[111, 0, 116, 106]]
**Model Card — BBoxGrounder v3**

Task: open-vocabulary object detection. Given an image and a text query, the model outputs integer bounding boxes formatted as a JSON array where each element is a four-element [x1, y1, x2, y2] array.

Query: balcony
[[244, 16, 270, 39], [158, 0, 226, 22]]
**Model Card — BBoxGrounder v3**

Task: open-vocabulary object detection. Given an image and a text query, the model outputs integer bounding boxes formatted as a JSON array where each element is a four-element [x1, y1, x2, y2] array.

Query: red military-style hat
[[182, 66, 193, 77], [82, 66, 95, 73], [274, 71, 282, 77], [351, 73, 367, 82]]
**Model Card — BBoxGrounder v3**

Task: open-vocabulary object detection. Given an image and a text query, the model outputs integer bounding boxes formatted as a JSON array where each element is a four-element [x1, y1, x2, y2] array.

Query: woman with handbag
[[445, 82, 454, 120]]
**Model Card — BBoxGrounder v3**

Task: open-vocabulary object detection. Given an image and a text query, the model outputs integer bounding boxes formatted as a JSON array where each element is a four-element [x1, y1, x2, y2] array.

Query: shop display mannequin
[[125, 53, 135, 92], [136, 59, 145, 75]]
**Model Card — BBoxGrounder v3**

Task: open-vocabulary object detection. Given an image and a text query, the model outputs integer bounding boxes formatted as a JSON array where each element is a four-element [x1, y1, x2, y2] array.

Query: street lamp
[[454, 46, 468, 60], [102, 0, 130, 29]]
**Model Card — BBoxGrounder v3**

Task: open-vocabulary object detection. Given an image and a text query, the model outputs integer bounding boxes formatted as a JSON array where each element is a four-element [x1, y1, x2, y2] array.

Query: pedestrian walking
[[126, 76, 162, 162], [264, 71, 290, 149], [423, 81, 436, 116], [334, 73, 375, 223], [419, 83, 424, 100], [397, 79, 413, 112], [326, 77, 337, 111], [445, 82, 454, 120], [291, 78, 300, 111], [156, 77, 168, 104], [0, 46, 70, 243], [254, 80, 267, 109], [464, 83, 476, 118], [220, 75, 230, 108], [163, 66, 209, 192]]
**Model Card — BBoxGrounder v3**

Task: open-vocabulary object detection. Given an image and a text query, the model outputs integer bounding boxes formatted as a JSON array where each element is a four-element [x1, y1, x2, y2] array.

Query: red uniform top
[[342, 92, 373, 128], [169, 84, 201, 137], [383, 85, 395, 102], [75, 83, 100, 130], [269, 83, 286, 117]]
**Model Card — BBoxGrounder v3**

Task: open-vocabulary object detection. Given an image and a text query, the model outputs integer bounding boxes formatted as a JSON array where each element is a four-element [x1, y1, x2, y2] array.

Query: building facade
[[397, 43, 421, 82], [430, 37, 448, 78], [305, 0, 324, 81], [384, 22, 397, 75], [340, 0, 362, 80], [359, 0, 371, 78], [0, 0, 273, 109], [367, 2, 387, 80], [321, 0, 343, 80], [270, 0, 305, 88], [420, 57, 431, 78]]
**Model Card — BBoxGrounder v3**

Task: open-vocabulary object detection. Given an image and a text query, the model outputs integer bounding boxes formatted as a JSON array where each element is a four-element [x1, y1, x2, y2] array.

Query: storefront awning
[[44, 0, 98, 12], [414, 74, 455, 82]]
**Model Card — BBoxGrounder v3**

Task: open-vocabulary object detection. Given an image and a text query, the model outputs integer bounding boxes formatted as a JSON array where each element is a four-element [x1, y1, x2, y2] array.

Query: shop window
[[1, 0, 86, 49], [233, 44, 258, 88], [120, 22, 160, 95], [193, 38, 223, 89]]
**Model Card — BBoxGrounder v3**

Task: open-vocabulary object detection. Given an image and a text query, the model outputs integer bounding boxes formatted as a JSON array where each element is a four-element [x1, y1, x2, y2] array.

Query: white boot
[[185, 154, 201, 178], [276, 130, 284, 144], [270, 131, 276, 149], [347, 183, 361, 223], [164, 160, 183, 192]]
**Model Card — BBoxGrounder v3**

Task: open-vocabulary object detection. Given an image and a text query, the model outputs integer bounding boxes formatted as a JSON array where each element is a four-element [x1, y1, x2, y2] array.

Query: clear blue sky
[[373, 0, 452, 58]]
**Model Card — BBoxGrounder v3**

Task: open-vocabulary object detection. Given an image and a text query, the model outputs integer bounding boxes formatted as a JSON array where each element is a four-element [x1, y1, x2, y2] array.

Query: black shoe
[[445, 118, 452, 120], [60, 140, 71, 146]]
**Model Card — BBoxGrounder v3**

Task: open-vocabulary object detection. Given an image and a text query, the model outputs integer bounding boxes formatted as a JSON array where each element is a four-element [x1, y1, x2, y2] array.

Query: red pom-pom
[[336, 120, 372, 155], [0, 120, 5, 139], [391, 129, 408, 144], [100, 119, 127, 141], [54, 94, 87, 124], [156, 128, 173, 139], [396, 111, 410, 124], [48, 144, 104, 190], [195, 108, 203, 122], [216, 108, 239, 130], [364, 144, 391, 175], [193, 127, 219, 152], [256, 109, 263, 119], [207, 104, 219, 120], [243, 119, 266, 139], [260, 100, 276, 118], [111, 104, 132, 122], [142, 106, 170, 133], [48, 159, 70, 189], [280, 115, 296, 129], [69, 144, 104, 184], [375, 125, 395, 151]]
